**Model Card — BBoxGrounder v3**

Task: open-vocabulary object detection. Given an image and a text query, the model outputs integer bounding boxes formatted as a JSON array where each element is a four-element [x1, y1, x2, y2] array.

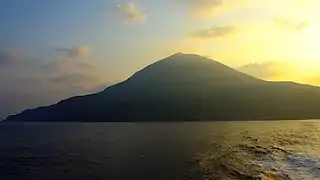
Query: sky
[[1, 0, 320, 118]]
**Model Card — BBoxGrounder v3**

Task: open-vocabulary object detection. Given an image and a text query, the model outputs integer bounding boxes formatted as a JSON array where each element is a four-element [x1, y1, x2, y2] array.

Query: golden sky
[[169, 0, 320, 85]]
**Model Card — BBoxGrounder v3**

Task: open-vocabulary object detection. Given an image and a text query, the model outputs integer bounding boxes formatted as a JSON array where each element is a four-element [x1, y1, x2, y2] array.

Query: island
[[5, 53, 320, 122]]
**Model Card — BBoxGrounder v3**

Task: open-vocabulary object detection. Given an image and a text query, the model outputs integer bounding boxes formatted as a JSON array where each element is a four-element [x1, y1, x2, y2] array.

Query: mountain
[[5, 53, 320, 122]]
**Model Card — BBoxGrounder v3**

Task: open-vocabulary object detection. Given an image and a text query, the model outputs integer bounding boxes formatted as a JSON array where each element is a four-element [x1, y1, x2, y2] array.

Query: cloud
[[0, 46, 109, 118], [178, 0, 247, 19], [182, 0, 223, 8], [57, 45, 91, 59], [0, 49, 25, 66], [0, 51, 12, 65], [238, 62, 284, 79], [238, 61, 320, 87], [274, 17, 309, 32], [42, 46, 105, 89], [117, 2, 146, 22], [49, 73, 92, 84], [0, 72, 109, 119], [238, 61, 299, 82], [296, 22, 309, 31], [191, 25, 237, 38], [47, 71, 105, 92]]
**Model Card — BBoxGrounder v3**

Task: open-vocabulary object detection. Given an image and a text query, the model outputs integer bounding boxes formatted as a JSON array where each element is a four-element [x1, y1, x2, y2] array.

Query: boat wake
[[194, 122, 320, 180], [256, 147, 320, 179], [196, 144, 320, 180]]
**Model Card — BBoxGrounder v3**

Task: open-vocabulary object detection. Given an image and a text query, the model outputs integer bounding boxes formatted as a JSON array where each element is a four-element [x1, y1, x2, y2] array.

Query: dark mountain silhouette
[[5, 53, 320, 122]]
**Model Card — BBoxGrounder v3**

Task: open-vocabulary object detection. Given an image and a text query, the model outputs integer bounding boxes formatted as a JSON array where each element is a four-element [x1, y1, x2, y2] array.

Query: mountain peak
[[171, 52, 199, 57], [172, 52, 184, 56], [127, 53, 260, 85], [168, 53, 211, 61]]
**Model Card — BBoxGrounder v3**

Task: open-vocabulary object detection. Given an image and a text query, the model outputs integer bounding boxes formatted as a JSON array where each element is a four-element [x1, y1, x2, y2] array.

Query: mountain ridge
[[5, 53, 320, 122]]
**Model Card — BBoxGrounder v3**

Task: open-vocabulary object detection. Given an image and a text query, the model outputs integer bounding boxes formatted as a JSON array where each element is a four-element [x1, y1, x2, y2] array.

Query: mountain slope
[[6, 53, 320, 122]]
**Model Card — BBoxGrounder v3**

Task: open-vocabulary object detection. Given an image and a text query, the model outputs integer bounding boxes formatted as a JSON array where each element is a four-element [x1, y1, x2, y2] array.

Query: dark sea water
[[1, 121, 320, 180]]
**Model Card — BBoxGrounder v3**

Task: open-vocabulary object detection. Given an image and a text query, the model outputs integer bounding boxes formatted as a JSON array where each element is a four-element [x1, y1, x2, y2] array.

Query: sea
[[1, 121, 320, 180]]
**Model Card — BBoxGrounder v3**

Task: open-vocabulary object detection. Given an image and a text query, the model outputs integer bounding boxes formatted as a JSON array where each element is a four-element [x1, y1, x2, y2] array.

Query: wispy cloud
[[49, 72, 92, 84], [238, 62, 290, 79], [238, 61, 320, 86], [237, 61, 316, 84], [0, 46, 108, 118], [182, 0, 223, 9], [0, 49, 25, 66], [43, 45, 103, 87], [191, 25, 237, 38], [117, 2, 146, 22], [57, 45, 91, 59], [274, 17, 309, 32], [178, 0, 247, 19], [296, 22, 309, 31]]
